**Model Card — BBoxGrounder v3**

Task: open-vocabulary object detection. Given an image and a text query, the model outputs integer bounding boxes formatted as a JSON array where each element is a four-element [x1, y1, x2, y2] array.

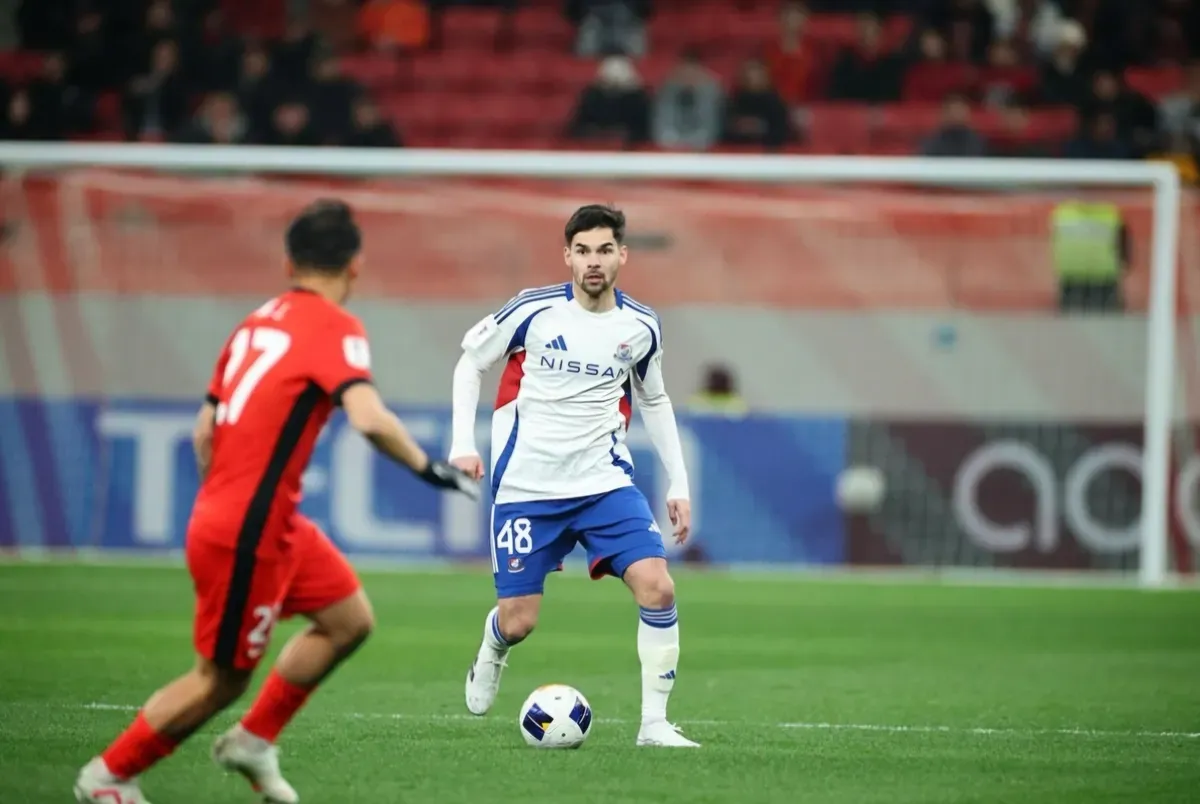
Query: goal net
[[0, 145, 1192, 586]]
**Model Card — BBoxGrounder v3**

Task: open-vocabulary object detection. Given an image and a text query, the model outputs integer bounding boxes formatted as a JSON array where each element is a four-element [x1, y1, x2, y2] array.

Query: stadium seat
[[338, 53, 402, 91], [438, 7, 505, 51], [803, 103, 874, 153], [1124, 66, 1185, 99], [511, 7, 575, 51]]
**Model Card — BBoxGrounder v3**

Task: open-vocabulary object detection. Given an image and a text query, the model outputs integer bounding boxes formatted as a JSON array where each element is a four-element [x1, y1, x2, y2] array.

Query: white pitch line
[[78, 703, 1200, 740]]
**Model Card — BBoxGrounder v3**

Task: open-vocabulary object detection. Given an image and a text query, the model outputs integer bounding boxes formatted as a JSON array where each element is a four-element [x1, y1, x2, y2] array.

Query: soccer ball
[[518, 684, 593, 749]]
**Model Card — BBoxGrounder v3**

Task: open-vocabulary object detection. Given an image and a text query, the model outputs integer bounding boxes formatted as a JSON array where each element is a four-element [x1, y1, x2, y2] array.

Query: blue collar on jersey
[[566, 282, 625, 308]]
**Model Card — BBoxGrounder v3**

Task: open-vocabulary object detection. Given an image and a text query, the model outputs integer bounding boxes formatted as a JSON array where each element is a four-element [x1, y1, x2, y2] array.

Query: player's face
[[565, 228, 626, 298]]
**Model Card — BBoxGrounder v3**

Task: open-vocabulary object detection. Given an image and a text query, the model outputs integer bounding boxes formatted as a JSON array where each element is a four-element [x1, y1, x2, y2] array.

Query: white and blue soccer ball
[[518, 684, 593, 748]]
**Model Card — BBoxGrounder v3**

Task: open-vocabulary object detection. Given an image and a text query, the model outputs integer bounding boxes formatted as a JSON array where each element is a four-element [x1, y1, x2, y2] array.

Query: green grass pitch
[[1, 561, 1198, 803]]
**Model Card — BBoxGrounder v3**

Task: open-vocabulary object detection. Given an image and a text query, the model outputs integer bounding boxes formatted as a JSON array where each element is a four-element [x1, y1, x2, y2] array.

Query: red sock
[[100, 713, 178, 780], [241, 670, 314, 743]]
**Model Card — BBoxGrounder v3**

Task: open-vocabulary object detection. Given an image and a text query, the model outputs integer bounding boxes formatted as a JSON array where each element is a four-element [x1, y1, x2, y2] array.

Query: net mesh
[[0, 166, 1196, 574]]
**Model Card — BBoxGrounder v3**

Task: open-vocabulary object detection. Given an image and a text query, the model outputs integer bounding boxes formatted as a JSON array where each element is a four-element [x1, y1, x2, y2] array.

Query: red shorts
[[188, 516, 361, 670]]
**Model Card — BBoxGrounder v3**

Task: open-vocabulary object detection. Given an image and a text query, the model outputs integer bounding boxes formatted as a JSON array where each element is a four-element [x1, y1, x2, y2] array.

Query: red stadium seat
[[438, 8, 505, 51], [1124, 66, 1184, 100], [804, 103, 873, 154], [511, 7, 574, 51]]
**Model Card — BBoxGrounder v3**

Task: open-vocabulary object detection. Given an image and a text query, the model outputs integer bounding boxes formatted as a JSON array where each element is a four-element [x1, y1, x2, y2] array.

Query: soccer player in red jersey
[[74, 200, 477, 804]]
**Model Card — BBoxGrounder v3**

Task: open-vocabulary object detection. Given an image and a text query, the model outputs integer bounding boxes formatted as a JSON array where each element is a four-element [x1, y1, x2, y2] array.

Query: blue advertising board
[[0, 399, 848, 566]]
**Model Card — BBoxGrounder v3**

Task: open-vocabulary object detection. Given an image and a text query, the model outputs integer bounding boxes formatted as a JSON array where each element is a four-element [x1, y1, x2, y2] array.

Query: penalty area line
[[77, 703, 1199, 740]]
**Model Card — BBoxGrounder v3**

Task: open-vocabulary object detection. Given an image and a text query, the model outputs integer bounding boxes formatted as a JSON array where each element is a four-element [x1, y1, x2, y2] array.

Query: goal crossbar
[[0, 143, 1183, 587]]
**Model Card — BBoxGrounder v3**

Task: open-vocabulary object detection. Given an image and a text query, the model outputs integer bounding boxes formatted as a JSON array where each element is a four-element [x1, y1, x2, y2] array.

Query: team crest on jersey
[[508, 557, 525, 573], [614, 343, 633, 362]]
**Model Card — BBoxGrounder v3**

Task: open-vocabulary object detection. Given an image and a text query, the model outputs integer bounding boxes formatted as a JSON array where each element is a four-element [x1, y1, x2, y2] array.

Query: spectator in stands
[[1, 89, 55, 141], [358, 0, 431, 53], [984, 0, 1065, 59], [1159, 60, 1200, 159], [1063, 111, 1131, 159], [652, 49, 723, 151], [567, 0, 650, 58], [173, 92, 250, 145], [307, 54, 363, 143], [273, 21, 319, 86], [903, 28, 973, 103], [197, 7, 244, 93], [65, 9, 117, 92], [235, 42, 280, 144], [1077, 68, 1157, 157], [135, 0, 182, 77], [688, 364, 747, 417], [921, 93, 987, 156], [567, 55, 651, 146], [721, 58, 790, 150], [765, 1, 817, 106], [978, 38, 1036, 107], [123, 39, 191, 141], [827, 13, 903, 103], [29, 52, 94, 138], [923, 0, 995, 63], [345, 98, 403, 147], [1038, 18, 1089, 106], [264, 101, 321, 146]]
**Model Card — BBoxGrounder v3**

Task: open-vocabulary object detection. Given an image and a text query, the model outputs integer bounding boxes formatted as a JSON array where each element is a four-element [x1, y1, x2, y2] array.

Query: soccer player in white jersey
[[448, 204, 698, 748]]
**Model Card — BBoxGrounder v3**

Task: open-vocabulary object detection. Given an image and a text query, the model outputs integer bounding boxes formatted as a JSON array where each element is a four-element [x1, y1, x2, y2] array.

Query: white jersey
[[449, 283, 689, 506]]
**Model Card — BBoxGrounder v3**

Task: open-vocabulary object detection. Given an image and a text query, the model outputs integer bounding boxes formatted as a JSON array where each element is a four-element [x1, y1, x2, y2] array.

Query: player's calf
[[77, 660, 252, 802], [622, 558, 694, 743], [466, 595, 541, 715]]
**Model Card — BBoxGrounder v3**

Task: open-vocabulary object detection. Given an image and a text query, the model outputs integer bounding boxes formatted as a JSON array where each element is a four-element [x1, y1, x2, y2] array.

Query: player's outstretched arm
[[341, 383, 479, 499], [448, 308, 519, 480], [192, 400, 217, 480], [633, 350, 692, 543], [448, 352, 487, 480]]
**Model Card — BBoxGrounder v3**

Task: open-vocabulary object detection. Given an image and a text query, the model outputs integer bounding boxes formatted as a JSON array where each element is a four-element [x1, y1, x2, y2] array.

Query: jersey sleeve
[[460, 290, 554, 370], [309, 315, 375, 405]]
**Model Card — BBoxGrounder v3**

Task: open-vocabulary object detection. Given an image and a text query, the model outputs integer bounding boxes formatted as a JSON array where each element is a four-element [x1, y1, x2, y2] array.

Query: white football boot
[[464, 618, 509, 715], [74, 757, 153, 804], [212, 724, 299, 804], [636, 720, 701, 747]]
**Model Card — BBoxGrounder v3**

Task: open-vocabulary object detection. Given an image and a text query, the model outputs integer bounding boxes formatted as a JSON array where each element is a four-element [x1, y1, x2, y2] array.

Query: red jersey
[[189, 288, 373, 557]]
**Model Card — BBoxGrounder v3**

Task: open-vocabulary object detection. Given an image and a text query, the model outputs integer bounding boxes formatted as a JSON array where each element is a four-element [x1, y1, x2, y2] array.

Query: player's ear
[[562, 245, 572, 267], [618, 244, 628, 264], [348, 254, 364, 280], [284, 258, 297, 279]]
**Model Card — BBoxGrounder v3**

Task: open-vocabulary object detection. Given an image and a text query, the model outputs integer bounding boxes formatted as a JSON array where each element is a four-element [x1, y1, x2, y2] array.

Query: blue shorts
[[490, 486, 667, 598]]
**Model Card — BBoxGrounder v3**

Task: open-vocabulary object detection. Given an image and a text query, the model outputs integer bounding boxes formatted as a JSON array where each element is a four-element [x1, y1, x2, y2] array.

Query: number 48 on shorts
[[496, 517, 533, 556]]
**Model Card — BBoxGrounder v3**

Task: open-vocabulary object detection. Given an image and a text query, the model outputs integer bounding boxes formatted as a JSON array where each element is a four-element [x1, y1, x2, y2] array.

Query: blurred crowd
[[11, 0, 401, 146], [4, 0, 1199, 178]]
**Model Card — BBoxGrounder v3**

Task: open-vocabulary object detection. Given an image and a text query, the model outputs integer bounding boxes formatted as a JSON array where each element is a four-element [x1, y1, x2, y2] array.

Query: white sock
[[482, 606, 512, 654], [637, 604, 679, 723]]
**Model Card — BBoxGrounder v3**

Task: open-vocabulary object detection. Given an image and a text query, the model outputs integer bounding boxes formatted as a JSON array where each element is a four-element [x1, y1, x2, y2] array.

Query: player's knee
[[636, 571, 675, 610], [498, 602, 539, 643], [337, 608, 374, 654], [196, 661, 253, 708]]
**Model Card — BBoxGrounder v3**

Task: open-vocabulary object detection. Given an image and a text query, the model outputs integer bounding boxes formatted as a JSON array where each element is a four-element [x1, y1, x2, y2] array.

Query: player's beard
[[580, 270, 616, 299]]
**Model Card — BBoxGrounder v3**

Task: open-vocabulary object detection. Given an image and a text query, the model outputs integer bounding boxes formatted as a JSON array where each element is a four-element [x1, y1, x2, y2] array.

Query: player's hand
[[667, 499, 691, 544], [419, 459, 481, 500], [451, 454, 485, 482]]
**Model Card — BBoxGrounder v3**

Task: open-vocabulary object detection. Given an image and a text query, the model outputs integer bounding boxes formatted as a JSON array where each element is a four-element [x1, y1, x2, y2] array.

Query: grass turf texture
[[0, 562, 1197, 803]]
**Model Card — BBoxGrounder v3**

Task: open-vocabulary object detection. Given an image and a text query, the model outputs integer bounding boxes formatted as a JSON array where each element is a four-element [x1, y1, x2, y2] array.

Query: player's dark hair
[[564, 204, 626, 246], [285, 199, 362, 274]]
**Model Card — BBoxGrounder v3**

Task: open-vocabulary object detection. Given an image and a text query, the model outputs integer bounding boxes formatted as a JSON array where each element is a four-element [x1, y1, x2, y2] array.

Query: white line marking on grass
[[78, 703, 1200, 740]]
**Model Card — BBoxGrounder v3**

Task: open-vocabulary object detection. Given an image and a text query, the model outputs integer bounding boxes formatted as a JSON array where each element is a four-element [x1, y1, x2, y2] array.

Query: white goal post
[[0, 143, 1183, 587]]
